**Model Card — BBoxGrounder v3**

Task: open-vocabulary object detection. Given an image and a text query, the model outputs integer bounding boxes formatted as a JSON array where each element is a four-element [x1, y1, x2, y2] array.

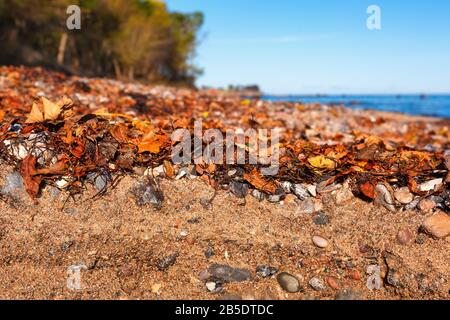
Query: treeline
[[0, 0, 203, 85]]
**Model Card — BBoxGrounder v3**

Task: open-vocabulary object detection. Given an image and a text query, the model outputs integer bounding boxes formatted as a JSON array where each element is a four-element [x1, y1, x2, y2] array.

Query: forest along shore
[[0, 66, 449, 299]]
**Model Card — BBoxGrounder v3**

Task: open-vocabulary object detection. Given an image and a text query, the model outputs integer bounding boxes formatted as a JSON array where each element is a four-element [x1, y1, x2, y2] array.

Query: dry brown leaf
[[25, 96, 73, 123], [20, 155, 42, 201], [243, 168, 277, 194], [138, 132, 170, 154]]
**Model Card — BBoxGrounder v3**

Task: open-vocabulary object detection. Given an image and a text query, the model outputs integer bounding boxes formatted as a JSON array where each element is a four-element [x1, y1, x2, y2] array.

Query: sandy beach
[[0, 66, 449, 300]]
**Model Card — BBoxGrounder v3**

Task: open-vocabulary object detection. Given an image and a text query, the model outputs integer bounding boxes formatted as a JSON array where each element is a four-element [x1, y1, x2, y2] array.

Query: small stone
[[284, 194, 297, 204], [394, 187, 414, 204], [280, 181, 293, 193], [309, 277, 326, 291], [334, 182, 353, 205], [230, 181, 249, 198], [374, 184, 396, 212], [251, 189, 265, 201], [256, 265, 278, 278], [131, 178, 164, 209], [204, 246, 215, 259], [347, 269, 362, 280], [157, 253, 178, 271], [313, 211, 330, 226], [335, 289, 361, 300], [421, 211, 450, 238], [277, 272, 301, 293], [179, 229, 188, 238], [306, 184, 317, 197], [405, 198, 420, 211], [386, 269, 402, 288], [207, 264, 252, 282], [418, 178, 443, 192], [312, 235, 328, 248], [291, 184, 310, 200], [87, 170, 111, 191], [396, 228, 415, 245], [1, 172, 24, 195], [295, 198, 316, 215], [326, 277, 339, 290], [267, 189, 285, 203], [206, 281, 221, 293], [418, 198, 436, 212], [60, 240, 74, 252]]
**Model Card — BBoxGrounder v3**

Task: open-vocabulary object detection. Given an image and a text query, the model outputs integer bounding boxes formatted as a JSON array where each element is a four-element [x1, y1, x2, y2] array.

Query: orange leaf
[[360, 181, 375, 199], [138, 133, 170, 154], [243, 168, 277, 194], [20, 155, 42, 200]]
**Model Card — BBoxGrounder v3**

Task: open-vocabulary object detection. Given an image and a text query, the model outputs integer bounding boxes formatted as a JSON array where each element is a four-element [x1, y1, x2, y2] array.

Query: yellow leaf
[[25, 102, 45, 123], [42, 97, 62, 121], [308, 155, 336, 170], [25, 97, 73, 123]]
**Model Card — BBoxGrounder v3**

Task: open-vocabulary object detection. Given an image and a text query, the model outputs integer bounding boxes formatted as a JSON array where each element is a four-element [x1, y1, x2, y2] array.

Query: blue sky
[[165, 0, 450, 94]]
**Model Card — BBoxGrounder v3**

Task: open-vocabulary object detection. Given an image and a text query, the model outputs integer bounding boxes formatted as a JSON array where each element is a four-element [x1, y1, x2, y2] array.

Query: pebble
[[326, 277, 339, 290], [418, 198, 436, 212], [0, 172, 24, 195], [306, 184, 317, 197], [204, 246, 215, 259], [309, 277, 326, 291], [347, 269, 362, 280], [405, 198, 420, 211], [230, 181, 249, 198], [374, 184, 396, 212], [386, 269, 402, 288], [418, 178, 443, 192], [396, 228, 415, 245], [335, 289, 361, 300], [251, 189, 265, 201], [256, 265, 278, 278], [267, 188, 285, 203], [87, 170, 111, 191], [312, 235, 328, 248], [280, 181, 293, 193], [207, 264, 252, 282], [421, 211, 450, 238], [334, 181, 353, 205], [276, 272, 301, 293], [206, 281, 221, 293], [157, 253, 179, 271], [313, 211, 330, 226], [131, 178, 164, 209], [291, 184, 310, 200], [394, 187, 414, 204], [295, 198, 316, 215]]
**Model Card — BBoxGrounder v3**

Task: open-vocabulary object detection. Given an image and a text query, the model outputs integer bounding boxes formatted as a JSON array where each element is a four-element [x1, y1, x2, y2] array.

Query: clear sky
[[165, 0, 450, 94]]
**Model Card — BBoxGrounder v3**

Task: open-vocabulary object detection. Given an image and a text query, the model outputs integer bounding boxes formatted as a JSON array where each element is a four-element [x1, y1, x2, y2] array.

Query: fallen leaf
[[243, 168, 277, 194], [359, 181, 376, 199], [308, 155, 336, 170], [25, 96, 73, 123], [138, 132, 170, 154], [20, 155, 42, 200]]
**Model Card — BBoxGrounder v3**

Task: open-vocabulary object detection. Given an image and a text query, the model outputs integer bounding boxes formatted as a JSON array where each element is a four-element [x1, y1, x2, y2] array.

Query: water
[[261, 94, 450, 118]]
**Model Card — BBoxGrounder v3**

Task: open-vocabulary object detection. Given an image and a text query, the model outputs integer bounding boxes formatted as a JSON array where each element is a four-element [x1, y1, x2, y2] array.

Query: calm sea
[[261, 95, 450, 118]]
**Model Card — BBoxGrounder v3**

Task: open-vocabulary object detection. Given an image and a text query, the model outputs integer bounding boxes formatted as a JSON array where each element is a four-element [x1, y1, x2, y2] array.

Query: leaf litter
[[1, 66, 450, 212]]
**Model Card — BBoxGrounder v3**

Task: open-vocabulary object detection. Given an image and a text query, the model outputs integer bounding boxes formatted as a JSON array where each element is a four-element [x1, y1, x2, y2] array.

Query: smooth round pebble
[[276, 272, 301, 293], [312, 235, 328, 248]]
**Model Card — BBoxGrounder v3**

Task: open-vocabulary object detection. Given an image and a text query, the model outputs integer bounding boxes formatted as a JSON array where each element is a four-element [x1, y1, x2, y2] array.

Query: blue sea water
[[261, 95, 450, 118]]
